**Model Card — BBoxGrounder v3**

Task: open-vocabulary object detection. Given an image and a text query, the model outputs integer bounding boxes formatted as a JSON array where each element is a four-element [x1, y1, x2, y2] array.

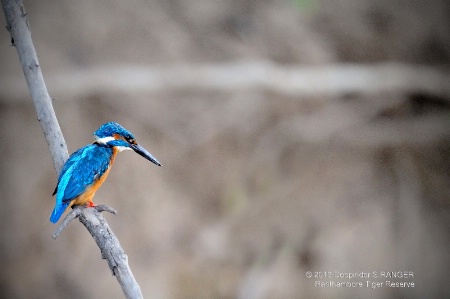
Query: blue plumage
[[50, 145, 114, 223], [50, 122, 161, 223], [95, 122, 135, 139]]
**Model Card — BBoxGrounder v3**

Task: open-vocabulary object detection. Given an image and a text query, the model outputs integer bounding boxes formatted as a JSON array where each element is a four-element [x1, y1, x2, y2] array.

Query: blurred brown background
[[1, 0, 450, 298]]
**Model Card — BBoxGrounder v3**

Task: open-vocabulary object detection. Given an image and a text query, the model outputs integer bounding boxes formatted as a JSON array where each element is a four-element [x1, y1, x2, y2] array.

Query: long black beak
[[131, 144, 161, 166]]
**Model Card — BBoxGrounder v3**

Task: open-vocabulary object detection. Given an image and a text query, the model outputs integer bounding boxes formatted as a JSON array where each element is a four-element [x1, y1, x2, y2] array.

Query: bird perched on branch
[[50, 122, 161, 223]]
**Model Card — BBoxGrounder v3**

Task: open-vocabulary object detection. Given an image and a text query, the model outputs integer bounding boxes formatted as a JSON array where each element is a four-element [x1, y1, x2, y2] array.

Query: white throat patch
[[96, 136, 115, 144], [115, 146, 132, 152]]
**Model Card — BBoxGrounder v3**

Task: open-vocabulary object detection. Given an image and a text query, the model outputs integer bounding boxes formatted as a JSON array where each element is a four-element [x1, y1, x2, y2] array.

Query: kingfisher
[[50, 122, 161, 223]]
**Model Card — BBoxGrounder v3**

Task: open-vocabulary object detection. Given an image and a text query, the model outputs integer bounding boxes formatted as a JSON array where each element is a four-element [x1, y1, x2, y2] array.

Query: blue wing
[[50, 144, 112, 223], [52, 146, 85, 195]]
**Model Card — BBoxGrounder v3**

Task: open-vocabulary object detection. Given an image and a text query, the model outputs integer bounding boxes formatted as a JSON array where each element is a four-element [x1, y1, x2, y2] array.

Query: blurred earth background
[[1, 0, 450, 298]]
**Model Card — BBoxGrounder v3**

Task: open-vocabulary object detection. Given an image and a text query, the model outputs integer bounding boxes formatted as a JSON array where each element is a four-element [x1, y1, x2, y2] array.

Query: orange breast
[[70, 147, 119, 207]]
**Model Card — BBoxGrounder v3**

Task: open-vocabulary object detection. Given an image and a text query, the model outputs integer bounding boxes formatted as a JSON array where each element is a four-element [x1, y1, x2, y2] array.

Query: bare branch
[[1, 0, 68, 172], [2, 1, 143, 298], [78, 206, 143, 299], [52, 205, 117, 239], [95, 204, 118, 215], [51, 206, 82, 239], [51, 205, 142, 298]]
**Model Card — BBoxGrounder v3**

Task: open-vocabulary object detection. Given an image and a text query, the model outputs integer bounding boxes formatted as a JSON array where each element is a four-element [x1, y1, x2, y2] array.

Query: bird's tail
[[50, 202, 70, 223]]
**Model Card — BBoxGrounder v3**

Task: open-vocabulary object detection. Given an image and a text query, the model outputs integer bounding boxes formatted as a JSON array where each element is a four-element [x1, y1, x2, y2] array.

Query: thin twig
[[95, 204, 118, 215], [52, 205, 118, 239], [51, 206, 82, 239]]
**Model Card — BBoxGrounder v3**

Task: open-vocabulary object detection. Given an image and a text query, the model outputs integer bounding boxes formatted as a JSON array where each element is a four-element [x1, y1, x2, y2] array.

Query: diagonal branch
[[1, 0, 68, 171], [51, 205, 117, 239], [1, 1, 143, 298]]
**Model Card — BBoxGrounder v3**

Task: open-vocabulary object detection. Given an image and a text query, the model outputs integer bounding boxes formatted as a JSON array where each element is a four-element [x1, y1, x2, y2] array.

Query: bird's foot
[[86, 201, 97, 208]]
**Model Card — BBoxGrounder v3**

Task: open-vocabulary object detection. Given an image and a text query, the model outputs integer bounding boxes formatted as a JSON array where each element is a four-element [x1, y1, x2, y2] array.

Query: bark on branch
[[1, 0, 68, 170], [1, 1, 143, 298]]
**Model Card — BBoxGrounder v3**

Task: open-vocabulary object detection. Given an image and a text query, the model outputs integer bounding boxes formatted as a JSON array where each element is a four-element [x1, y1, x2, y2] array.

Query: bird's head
[[94, 122, 161, 166]]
